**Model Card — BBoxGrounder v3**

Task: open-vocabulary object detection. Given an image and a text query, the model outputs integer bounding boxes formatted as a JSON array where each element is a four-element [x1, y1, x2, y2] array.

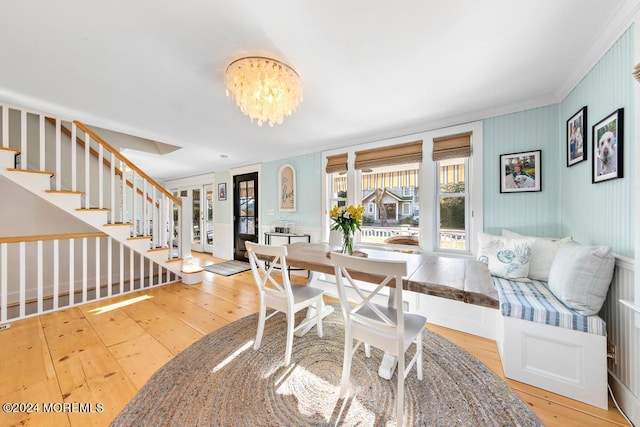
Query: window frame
[[436, 157, 470, 253], [322, 121, 482, 255]]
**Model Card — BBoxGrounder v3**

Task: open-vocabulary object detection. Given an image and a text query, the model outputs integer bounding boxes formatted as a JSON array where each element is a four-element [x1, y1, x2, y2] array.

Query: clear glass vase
[[341, 229, 354, 255]]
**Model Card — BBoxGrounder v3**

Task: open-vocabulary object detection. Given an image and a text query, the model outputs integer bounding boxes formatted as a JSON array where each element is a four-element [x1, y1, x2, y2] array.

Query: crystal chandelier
[[224, 56, 303, 127]]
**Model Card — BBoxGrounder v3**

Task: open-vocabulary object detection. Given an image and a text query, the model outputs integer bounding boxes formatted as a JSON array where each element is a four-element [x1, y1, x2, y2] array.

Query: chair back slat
[[246, 241, 291, 300], [331, 252, 407, 332]]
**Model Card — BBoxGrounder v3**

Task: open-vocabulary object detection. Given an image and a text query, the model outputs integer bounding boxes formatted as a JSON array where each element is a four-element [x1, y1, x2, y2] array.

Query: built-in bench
[[492, 277, 608, 409]]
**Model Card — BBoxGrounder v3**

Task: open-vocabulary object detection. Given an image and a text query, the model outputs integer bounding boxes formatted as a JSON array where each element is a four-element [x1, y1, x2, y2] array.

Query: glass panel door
[[203, 185, 213, 253], [191, 188, 202, 252]]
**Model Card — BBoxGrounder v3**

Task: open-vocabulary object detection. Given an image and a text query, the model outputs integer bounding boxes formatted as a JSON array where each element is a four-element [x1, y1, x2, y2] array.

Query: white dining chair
[[331, 252, 427, 426], [246, 241, 325, 367]]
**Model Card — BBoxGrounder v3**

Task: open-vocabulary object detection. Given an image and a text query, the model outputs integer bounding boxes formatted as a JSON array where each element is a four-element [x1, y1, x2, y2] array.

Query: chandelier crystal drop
[[224, 56, 303, 127]]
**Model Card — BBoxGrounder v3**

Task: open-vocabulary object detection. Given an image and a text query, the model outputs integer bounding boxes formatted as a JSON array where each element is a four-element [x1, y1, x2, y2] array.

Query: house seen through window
[[359, 164, 420, 245]]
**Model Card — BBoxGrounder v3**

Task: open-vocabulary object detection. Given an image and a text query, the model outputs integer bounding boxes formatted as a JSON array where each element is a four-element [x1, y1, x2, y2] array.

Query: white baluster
[[20, 110, 27, 169], [129, 248, 134, 291], [82, 237, 88, 303], [71, 124, 77, 192], [69, 239, 75, 306], [95, 237, 100, 299], [19, 242, 25, 318], [107, 237, 112, 298], [39, 115, 45, 171], [55, 119, 61, 190], [131, 170, 137, 236], [142, 180, 147, 236], [98, 144, 104, 209], [37, 240, 43, 314], [1, 242, 7, 322], [118, 242, 124, 295], [140, 252, 144, 288], [121, 160, 127, 225], [85, 133, 91, 208], [53, 239, 59, 310], [110, 152, 115, 224]]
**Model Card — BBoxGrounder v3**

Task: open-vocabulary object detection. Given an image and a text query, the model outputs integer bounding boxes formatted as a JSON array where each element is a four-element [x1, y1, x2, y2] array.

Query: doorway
[[233, 172, 258, 261]]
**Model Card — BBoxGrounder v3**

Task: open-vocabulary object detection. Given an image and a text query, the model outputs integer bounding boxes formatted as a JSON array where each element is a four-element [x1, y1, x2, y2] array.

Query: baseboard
[[609, 372, 640, 426]]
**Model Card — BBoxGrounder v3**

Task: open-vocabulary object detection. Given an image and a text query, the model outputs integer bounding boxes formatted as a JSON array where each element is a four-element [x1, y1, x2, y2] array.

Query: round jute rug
[[112, 306, 542, 426]]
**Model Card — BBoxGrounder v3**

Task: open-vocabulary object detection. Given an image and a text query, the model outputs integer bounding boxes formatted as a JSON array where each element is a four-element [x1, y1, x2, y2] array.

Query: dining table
[[283, 241, 497, 379]]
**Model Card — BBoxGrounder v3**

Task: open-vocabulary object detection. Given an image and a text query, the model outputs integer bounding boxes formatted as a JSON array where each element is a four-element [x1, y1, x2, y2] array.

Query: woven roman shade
[[354, 141, 423, 170], [325, 153, 348, 174], [432, 132, 472, 161]]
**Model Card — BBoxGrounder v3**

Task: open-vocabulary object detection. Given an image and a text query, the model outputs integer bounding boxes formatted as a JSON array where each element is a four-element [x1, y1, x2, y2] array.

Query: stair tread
[[7, 167, 54, 176], [45, 190, 85, 195], [148, 247, 169, 253], [77, 208, 110, 211], [128, 235, 152, 240], [0, 147, 20, 153], [103, 223, 133, 227]]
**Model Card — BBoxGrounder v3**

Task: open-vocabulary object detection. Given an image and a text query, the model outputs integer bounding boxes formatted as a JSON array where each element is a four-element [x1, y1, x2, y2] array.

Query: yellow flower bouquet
[[329, 204, 364, 255]]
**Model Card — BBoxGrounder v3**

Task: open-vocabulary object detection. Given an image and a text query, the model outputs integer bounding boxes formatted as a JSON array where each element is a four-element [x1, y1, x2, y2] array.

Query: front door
[[233, 172, 258, 261]]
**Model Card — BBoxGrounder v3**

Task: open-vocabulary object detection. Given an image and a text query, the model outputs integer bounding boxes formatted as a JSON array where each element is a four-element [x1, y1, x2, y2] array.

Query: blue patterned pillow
[[477, 232, 535, 280]]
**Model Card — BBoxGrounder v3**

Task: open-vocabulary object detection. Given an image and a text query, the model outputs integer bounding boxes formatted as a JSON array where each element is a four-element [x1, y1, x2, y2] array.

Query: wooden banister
[[0, 232, 107, 244], [46, 118, 173, 207], [73, 121, 181, 207]]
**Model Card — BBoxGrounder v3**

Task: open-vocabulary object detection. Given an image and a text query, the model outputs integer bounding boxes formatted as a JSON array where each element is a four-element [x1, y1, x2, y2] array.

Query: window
[[402, 202, 411, 216], [359, 164, 420, 245], [436, 157, 468, 251]]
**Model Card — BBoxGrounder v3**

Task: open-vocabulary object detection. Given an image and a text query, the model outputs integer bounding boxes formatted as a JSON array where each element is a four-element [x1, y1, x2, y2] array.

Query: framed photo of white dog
[[500, 150, 541, 193], [592, 108, 623, 183], [566, 106, 587, 166]]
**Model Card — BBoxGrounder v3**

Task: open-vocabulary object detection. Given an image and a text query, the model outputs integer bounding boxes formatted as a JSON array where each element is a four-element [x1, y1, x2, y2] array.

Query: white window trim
[[421, 121, 483, 255], [436, 158, 469, 252]]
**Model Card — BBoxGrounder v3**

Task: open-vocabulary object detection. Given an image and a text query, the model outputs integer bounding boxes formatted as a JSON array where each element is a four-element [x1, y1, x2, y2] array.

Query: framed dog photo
[[592, 108, 623, 183], [500, 150, 541, 193], [567, 106, 587, 167]]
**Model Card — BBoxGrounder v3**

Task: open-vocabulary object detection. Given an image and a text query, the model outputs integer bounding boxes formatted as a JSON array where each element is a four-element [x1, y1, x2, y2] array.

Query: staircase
[[0, 102, 188, 320]]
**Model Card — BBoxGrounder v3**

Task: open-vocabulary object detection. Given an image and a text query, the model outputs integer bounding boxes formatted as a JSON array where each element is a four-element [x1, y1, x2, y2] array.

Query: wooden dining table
[[283, 242, 497, 379]]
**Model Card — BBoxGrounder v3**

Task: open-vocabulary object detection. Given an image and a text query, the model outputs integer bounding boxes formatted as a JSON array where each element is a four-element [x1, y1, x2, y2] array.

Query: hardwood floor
[[0, 252, 629, 426]]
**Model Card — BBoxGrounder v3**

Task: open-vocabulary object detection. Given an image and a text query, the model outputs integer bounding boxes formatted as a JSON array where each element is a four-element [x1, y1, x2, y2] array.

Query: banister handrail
[[0, 232, 107, 244], [73, 121, 181, 207], [48, 118, 160, 207]]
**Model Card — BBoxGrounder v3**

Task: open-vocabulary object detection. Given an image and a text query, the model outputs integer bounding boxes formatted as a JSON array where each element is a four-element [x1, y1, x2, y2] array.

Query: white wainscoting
[[603, 256, 639, 425]]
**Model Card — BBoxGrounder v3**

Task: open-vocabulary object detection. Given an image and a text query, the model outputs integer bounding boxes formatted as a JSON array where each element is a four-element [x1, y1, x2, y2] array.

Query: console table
[[263, 232, 311, 277]]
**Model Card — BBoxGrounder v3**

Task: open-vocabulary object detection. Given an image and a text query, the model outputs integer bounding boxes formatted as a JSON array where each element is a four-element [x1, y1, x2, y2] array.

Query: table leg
[[378, 354, 398, 380]]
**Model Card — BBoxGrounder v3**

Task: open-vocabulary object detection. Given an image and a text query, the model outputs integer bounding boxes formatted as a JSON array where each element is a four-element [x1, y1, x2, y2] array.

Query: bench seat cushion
[[492, 277, 606, 336]]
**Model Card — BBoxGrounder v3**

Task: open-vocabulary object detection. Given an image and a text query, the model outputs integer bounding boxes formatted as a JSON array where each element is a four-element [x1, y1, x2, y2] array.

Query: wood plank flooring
[[0, 252, 630, 426]]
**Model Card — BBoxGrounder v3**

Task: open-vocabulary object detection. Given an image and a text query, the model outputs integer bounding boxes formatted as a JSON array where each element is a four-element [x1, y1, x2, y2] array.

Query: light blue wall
[[559, 27, 634, 257], [259, 28, 634, 259], [261, 152, 323, 229], [482, 105, 561, 237]]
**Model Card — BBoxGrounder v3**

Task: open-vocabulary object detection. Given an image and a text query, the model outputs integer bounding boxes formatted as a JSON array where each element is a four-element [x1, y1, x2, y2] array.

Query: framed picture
[[218, 183, 227, 201], [278, 164, 296, 211], [500, 150, 541, 193], [592, 108, 623, 183], [567, 106, 587, 167]]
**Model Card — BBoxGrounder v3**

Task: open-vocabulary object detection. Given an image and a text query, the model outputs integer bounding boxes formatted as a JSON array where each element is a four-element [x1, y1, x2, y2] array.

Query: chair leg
[[284, 311, 295, 367], [396, 342, 405, 426], [416, 331, 423, 381], [254, 305, 266, 350], [315, 299, 323, 338], [339, 329, 353, 398]]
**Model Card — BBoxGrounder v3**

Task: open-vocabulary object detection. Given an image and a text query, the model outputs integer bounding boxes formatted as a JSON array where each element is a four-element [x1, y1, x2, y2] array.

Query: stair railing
[[0, 233, 179, 322], [0, 102, 182, 259]]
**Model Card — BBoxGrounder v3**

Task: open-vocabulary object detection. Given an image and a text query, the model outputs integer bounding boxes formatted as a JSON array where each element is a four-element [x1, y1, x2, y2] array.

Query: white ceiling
[[1, 1, 638, 181]]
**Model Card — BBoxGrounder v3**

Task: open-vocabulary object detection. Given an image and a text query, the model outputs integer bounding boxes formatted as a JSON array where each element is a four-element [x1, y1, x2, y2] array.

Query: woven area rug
[[203, 260, 251, 276], [113, 305, 542, 426]]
